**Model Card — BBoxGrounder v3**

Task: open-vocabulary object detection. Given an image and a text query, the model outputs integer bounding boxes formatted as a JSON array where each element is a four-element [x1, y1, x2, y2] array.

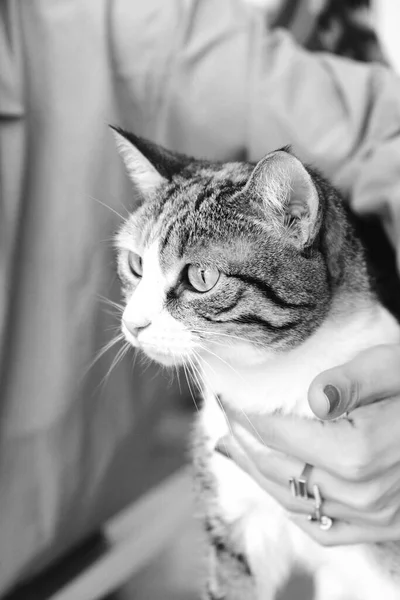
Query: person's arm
[[246, 27, 400, 258], [112, 0, 400, 258]]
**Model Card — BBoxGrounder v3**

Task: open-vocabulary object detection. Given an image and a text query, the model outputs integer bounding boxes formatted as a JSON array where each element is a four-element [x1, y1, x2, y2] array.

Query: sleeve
[[247, 27, 400, 253], [112, 0, 400, 253]]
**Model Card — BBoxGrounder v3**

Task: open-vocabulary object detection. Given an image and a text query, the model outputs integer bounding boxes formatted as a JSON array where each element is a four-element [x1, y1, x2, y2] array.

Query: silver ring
[[289, 463, 313, 500], [307, 513, 334, 531], [298, 463, 313, 499], [307, 484, 333, 530], [320, 515, 334, 531]]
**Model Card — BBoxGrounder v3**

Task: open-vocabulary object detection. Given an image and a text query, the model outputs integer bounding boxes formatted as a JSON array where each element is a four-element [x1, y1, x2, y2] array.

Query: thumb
[[308, 345, 400, 420]]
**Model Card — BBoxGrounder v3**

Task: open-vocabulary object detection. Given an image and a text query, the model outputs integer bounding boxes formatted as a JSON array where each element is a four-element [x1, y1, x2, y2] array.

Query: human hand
[[219, 344, 400, 546]]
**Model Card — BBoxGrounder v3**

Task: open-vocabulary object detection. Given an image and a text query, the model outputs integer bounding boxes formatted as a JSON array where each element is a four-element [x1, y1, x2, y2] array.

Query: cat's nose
[[123, 319, 150, 338]]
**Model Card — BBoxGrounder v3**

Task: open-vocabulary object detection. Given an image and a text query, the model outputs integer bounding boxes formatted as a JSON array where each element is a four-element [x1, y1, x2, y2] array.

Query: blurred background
[[0, 1, 399, 599]]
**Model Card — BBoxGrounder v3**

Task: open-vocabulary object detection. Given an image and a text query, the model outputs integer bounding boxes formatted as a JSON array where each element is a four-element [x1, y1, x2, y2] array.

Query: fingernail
[[310, 393, 330, 419], [215, 445, 232, 459], [215, 437, 232, 459], [323, 384, 341, 415]]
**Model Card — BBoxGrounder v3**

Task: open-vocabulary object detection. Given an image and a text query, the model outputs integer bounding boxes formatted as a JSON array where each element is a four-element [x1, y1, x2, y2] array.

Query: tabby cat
[[113, 127, 400, 600]]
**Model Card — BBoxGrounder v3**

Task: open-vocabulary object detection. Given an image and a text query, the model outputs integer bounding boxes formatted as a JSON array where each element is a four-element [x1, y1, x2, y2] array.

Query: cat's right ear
[[111, 126, 166, 200], [245, 149, 320, 248]]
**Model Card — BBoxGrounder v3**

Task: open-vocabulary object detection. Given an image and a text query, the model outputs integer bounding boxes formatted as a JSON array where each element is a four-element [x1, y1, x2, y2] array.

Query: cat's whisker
[[194, 334, 265, 353], [194, 348, 265, 445], [236, 408, 267, 447], [188, 375, 200, 414], [187, 354, 207, 395], [105, 321, 124, 331], [131, 347, 140, 372], [83, 332, 126, 377], [149, 361, 163, 383], [190, 351, 211, 390], [103, 313, 124, 326], [88, 195, 126, 221], [189, 351, 212, 393], [97, 294, 125, 313], [187, 360, 203, 398], [89, 339, 131, 397], [191, 351, 235, 440], [197, 344, 248, 384], [192, 337, 236, 351], [173, 356, 182, 394], [100, 340, 131, 389], [215, 395, 235, 441], [166, 359, 176, 388], [99, 237, 122, 245], [191, 349, 216, 376], [191, 329, 256, 345], [182, 361, 199, 413], [192, 328, 265, 350]]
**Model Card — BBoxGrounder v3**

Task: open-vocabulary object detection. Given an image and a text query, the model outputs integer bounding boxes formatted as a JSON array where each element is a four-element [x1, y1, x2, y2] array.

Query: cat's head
[[113, 128, 345, 368]]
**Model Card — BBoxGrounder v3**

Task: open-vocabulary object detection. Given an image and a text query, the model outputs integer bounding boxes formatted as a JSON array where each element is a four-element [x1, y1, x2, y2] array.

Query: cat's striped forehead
[[118, 162, 256, 265]]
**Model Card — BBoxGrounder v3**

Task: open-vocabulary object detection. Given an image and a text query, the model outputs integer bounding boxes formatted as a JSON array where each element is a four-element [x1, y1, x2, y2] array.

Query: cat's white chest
[[199, 303, 400, 599], [200, 302, 400, 435]]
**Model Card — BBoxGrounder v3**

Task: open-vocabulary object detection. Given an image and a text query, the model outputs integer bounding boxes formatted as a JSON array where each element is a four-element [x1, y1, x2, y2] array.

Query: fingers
[[220, 426, 400, 525], [225, 397, 400, 480], [217, 434, 270, 492], [223, 345, 400, 474], [224, 426, 340, 498], [218, 434, 399, 530], [289, 513, 400, 546], [308, 345, 400, 420], [223, 406, 356, 477]]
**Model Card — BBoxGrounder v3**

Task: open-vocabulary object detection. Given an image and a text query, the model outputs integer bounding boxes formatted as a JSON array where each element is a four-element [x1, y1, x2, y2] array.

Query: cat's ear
[[246, 149, 320, 247], [111, 126, 187, 200]]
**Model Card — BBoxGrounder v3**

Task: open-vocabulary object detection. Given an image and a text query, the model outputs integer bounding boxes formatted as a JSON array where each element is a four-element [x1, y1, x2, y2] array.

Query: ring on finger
[[289, 463, 313, 500], [307, 484, 334, 531]]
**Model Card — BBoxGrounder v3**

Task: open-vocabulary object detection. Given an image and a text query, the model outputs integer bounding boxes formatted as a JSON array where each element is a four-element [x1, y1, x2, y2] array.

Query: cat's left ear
[[111, 126, 188, 201], [245, 149, 320, 247]]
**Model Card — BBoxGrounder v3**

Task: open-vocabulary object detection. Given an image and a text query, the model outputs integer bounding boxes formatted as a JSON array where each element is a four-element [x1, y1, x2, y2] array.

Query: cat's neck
[[199, 295, 400, 420]]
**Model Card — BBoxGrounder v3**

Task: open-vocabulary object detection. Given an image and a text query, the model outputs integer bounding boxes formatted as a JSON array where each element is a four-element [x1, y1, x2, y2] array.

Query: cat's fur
[[113, 127, 400, 600]]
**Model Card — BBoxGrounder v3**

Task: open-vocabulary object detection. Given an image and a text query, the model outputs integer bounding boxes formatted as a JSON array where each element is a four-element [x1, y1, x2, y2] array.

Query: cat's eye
[[187, 265, 220, 292], [128, 252, 143, 277]]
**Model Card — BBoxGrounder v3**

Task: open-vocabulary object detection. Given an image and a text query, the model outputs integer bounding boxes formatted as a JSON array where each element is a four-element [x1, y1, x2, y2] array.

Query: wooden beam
[[49, 467, 194, 600]]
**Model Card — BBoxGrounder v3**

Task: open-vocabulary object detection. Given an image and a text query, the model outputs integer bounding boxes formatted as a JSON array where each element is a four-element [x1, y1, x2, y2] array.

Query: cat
[[112, 126, 400, 600]]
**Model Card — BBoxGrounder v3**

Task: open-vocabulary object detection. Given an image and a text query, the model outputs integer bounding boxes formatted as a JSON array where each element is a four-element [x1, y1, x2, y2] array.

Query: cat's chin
[[141, 347, 186, 367]]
